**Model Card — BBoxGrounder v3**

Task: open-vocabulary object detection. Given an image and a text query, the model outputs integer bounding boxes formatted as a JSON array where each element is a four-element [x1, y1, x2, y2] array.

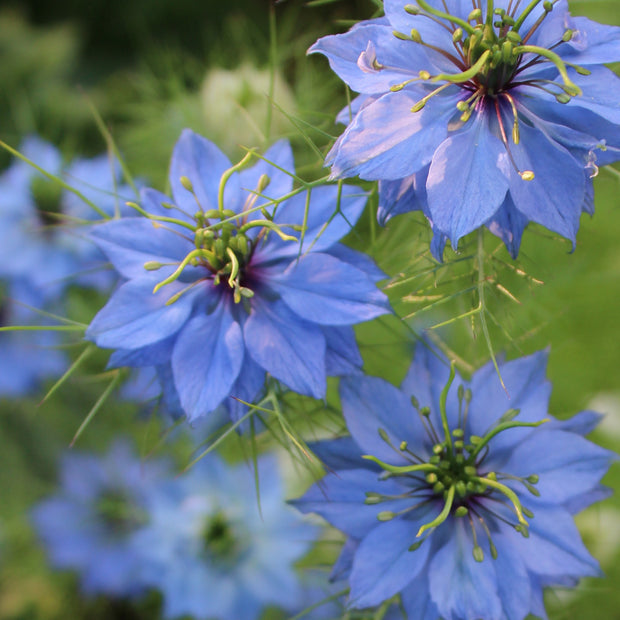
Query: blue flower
[[311, 1, 620, 258], [86, 130, 390, 422], [31, 440, 170, 597], [0, 279, 66, 397], [293, 345, 615, 619], [0, 135, 137, 293], [132, 454, 318, 620]]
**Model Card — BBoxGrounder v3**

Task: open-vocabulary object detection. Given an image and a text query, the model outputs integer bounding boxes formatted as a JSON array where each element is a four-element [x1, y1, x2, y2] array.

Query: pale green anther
[[433, 443, 444, 455], [410, 395, 419, 409], [408, 541, 424, 551], [426, 473, 438, 484], [452, 28, 463, 43], [562, 29, 574, 43], [392, 30, 412, 41], [503, 15, 515, 26], [455, 506, 468, 517], [522, 507, 535, 519], [490, 542, 498, 559], [239, 287, 254, 299], [494, 7, 505, 16], [180, 176, 194, 192], [411, 100, 426, 113], [506, 30, 522, 44], [378, 428, 390, 443], [143, 261, 163, 271], [516, 524, 530, 538], [433, 481, 445, 494], [404, 3, 420, 15], [257, 174, 270, 193], [418, 70, 431, 80], [429, 455, 441, 464], [452, 428, 464, 438], [470, 435, 482, 445], [457, 384, 464, 401], [468, 8, 482, 22], [527, 474, 539, 484], [543, 0, 553, 11], [417, 485, 455, 537], [501, 41, 513, 63], [464, 388, 472, 403], [454, 440, 464, 451], [460, 109, 473, 123], [512, 122, 520, 145], [420, 406, 431, 417], [520, 170, 535, 181], [455, 454, 464, 465], [364, 494, 382, 505], [161, 202, 176, 210], [487, 472, 497, 481], [473, 546, 484, 562], [410, 29, 422, 43], [455, 480, 467, 497], [399, 441, 408, 451], [524, 482, 541, 497], [499, 408, 520, 423], [464, 466, 477, 477], [377, 511, 395, 522]]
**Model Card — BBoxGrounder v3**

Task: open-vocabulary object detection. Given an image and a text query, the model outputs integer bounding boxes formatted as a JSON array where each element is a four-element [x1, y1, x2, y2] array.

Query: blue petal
[[516, 506, 601, 580], [547, 410, 602, 436], [310, 22, 430, 95], [427, 110, 510, 247], [485, 194, 529, 259], [340, 374, 427, 465], [86, 274, 201, 349], [107, 335, 177, 368], [244, 296, 326, 399], [169, 129, 241, 215], [308, 437, 371, 471], [428, 519, 502, 620], [89, 218, 193, 280], [171, 301, 244, 421], [508, 121, 585, 242], [258, 184, 368, 262], [292, 468, 408, 539], [563, 16, 620, 66], [237, 140, 294, 209], [349, 518, 431, 609], [323, 325, 364, 376], [502, 429, 613, 505], [271, 253, 389, 325], [326, 244, 386, 283], [327, 89, 459, 181], [401, 573, 440, 620]]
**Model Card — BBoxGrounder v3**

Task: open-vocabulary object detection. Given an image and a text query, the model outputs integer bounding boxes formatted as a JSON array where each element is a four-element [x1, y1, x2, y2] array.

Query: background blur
[[0, 0, 619, 618]]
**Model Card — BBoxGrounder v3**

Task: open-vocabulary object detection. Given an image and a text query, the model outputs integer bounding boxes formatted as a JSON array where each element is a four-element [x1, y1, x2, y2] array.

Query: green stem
[[468, 419, 549, 460], [362, 455, 439, 475], [218, 151, 255, 215], [417, 485, 455, 537]]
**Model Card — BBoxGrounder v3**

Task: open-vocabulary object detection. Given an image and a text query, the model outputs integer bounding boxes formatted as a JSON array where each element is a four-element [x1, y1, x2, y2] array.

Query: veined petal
[[169, 129, 241, 215], [272, 253, 390, 325], [327, 89, 459, 181], [310, 23, 430, 95], [258, 184, 368, 263], [563, 16, 620, 66], [323, 325, 364, 376], [429, 519, 502, 620], [508, 122, 585, 242], [427, 109, 510, 247], [244, 297, 326, 399], [86, 274, 202, 349], [349, 517, 432, 609], [171, 301, 244, 421], [89, 218, 193, 280]]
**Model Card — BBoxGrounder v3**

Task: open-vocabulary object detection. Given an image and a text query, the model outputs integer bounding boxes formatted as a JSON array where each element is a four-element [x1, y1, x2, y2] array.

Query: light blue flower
[[133, 454, 318, 620], [31, 440, 169, 597], [311, 1, 620, 257], [86, 130, 390, 422], [294, 344, 615, 618], [0, 280, 66, 397]]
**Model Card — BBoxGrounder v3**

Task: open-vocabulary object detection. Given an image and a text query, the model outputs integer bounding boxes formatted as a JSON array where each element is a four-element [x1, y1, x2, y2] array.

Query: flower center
[[96, 489, 148, 538], [363, 364, 547, 561], [136, 153, 299, 306], [202, 511, 243, 565]]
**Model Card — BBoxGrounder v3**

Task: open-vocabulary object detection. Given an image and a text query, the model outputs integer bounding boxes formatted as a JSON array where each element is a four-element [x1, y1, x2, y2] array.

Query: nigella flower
[[294, 345, 615, 619], [0, 279, 66, 397], [86, 129, 390, 422], [311, 1, 620, 258], [132, 455, 318, 620], [31, 440, 169, 597]]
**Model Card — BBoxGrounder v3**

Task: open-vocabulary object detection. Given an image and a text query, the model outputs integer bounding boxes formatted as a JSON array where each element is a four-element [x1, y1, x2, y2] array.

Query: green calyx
[[203, 512, 240, 561], [97, 490, 148, 536], [365, 361, 549, 561]]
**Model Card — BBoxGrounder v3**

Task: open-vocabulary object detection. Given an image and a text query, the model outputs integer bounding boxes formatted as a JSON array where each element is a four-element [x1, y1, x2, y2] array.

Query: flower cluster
[[32, 441, 328, 619], [86, 130, 390, 423], [294, 344, 614, 618], [312, 0, 620, 257]]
